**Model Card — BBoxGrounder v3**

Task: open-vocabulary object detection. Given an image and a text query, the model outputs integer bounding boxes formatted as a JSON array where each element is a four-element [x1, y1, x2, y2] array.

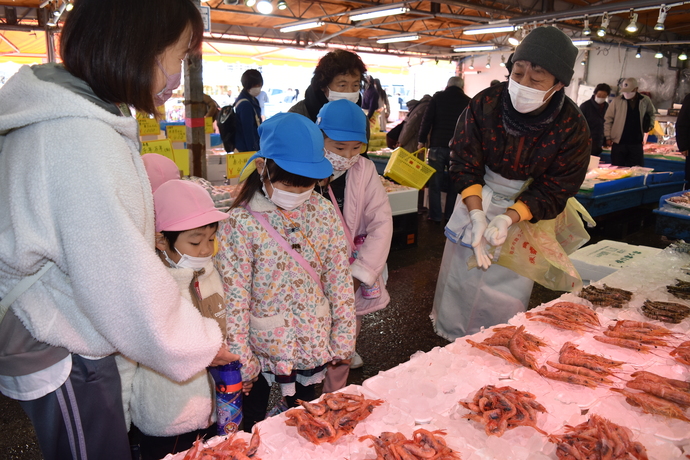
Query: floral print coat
[[215, 191, 356, 382]]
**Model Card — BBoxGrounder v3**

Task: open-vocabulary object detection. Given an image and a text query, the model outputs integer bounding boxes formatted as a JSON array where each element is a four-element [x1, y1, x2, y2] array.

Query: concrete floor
[[0, 204, 672, 460]]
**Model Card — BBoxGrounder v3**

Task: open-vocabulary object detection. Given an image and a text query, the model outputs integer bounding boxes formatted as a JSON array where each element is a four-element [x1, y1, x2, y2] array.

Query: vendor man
[[432, 26, 591, 340]]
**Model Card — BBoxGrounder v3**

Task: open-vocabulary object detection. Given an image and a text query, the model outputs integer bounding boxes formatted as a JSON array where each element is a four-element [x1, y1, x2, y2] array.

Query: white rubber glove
[[469, 209, 491, 270], [484, 214, 513, 247]]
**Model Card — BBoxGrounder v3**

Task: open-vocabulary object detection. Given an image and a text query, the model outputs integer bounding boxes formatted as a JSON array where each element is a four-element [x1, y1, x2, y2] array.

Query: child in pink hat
[[141, 153, 180, 193], [118, 179, 240, 459]]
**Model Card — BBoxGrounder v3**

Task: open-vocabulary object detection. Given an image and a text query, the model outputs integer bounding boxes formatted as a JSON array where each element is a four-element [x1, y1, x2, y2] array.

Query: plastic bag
[[493, 198, 595, 292]]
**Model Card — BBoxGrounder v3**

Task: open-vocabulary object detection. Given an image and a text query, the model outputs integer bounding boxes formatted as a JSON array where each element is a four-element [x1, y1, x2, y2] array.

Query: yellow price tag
[[205, 117, 214, 134], [173, 149, 190, 176], [141, 139, 174, 160], [226, 151, 255, 179], [166, 125, 187, 142], [138, 119, 160, 136]]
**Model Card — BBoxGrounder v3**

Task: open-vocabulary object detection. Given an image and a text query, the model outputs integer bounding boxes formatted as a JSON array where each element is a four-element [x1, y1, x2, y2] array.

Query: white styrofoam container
[[568, 239, 662, 282], [387, 188, 417, 216]]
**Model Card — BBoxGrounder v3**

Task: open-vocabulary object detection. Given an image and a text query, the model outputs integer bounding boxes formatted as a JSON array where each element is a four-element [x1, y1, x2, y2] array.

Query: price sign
[[138, 118, 160, 136], [226, 151, 255, 179], [166, 125, 187, 142], [141, 139, 174, 160], [205, 117, 214, 134], [173, 149, 190, 176]]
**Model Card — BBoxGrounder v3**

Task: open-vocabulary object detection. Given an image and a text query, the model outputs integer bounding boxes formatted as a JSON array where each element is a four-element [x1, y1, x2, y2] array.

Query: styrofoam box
[[569, 239, 662, 282], [206, 152, 227, 184], [387, 188, 418, 216]]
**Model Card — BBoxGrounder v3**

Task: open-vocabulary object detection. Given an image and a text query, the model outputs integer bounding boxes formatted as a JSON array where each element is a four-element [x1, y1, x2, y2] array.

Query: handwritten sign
[[205, 117, 214, 134], [141, 139, 174, 160], [227, 151, 255, 179], [173, 149, 190, 176], [166, 125, 187, 142], [138, 119, 160, 136]]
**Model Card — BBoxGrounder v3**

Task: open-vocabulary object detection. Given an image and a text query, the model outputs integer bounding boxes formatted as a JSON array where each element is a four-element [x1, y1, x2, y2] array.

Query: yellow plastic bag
[[494, 198, 595, 292]]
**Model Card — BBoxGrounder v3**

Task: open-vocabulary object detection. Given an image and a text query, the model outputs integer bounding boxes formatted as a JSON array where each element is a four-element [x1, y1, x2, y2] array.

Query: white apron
[[431, 168, 534, 340]]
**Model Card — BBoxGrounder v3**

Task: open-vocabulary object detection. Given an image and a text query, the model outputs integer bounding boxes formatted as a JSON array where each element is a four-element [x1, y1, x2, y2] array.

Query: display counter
[[169, 245, 690, 460]]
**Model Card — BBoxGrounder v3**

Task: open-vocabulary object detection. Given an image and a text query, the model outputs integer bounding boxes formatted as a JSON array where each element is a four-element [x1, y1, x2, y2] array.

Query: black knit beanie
[[512, 26, 577, 86]]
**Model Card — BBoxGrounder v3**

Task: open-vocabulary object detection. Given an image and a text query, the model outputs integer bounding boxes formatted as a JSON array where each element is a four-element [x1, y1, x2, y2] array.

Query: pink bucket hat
[[154, 180, 229, 232], [142, 153, 181, 193]]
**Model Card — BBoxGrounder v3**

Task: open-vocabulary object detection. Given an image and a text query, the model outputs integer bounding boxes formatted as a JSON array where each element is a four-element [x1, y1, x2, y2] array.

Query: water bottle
[[351, 234, 381, 299], [209, 361, 243, 436]]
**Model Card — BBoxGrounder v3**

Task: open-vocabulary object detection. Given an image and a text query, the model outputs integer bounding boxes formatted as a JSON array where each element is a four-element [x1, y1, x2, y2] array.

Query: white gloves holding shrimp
[[484, 214, 513, 247], [469, 209, 491, 270]]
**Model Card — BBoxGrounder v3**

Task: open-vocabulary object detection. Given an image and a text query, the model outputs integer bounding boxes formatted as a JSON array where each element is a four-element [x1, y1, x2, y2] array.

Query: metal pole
[[185, 0, 207, 179]]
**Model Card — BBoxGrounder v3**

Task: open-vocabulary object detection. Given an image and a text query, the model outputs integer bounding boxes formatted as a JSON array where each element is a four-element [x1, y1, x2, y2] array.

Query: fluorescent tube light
[[376, 34, 419, 44], [463, 25, 515, 35], [453, 45, 496, 53], [571, 40, 592, 47], [350, 6, 409, 22], [280, 21, 324, 33]]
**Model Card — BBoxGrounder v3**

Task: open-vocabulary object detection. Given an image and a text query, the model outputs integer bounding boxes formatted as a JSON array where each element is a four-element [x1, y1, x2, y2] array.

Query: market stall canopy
[[2, 0, 690, 61]]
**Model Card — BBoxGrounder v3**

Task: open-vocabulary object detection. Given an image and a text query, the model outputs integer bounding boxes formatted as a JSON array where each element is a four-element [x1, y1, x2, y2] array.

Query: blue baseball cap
[[316, 100, 368, 144], [242, 113, 332, 180]]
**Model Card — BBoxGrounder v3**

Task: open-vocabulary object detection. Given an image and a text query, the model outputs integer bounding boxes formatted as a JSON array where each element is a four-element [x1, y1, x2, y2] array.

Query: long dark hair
[[61, 0, 204, 115], [232, 159, 318, 209]]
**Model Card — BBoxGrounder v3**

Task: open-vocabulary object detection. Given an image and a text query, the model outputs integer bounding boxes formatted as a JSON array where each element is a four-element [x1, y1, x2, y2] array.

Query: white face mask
[[325, 149, 360, 171], [249, 87, 261, 97], [622, 91, 636, 100], [162, 248, 211, 271], [508, 78, 557, 114], [595, 97, 607, 104], [327, 89, 360, 103], [261, 168, 313, 211]]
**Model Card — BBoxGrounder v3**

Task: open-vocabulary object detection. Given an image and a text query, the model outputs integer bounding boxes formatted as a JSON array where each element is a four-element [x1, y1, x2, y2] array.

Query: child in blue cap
[[315, 99, 393, 392], [214, 113, 356, 431]]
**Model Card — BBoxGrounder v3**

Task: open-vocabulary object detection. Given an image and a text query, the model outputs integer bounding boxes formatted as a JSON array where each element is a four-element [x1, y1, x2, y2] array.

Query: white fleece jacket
[[0, 65, 222, 382], [118, 260, 224, 436]]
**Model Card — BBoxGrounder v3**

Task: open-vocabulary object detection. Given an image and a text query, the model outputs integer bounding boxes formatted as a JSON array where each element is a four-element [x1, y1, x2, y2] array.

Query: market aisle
[[0, 210, 671, 460]]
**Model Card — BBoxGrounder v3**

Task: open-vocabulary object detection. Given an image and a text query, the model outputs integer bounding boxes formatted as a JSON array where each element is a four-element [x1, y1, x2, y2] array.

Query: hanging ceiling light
[[64, 1, 73, 11], [256, 0, 273, 14], [463, 24, 516, 35], [277, 0, 287, 10], [655, 51, 664, 59], [655, 5, 670, 31], [245, 0, 257, 6], [572, 39, 592, 47], [376, 33, 419, 44], [679, 50, 688, 61], [453, 44, 496, 53], [582, 16, 591, 36], [508, 36, 520, 46], [597, 12, 609, 37], [280, 20, 324, 33], [499, 55, 506, 67], [635, 47, 642, 58], [625, 10, 638, 33], [349, 6, 409, 22], [468, 57, 474, 70], [485, 56, 491, 69]]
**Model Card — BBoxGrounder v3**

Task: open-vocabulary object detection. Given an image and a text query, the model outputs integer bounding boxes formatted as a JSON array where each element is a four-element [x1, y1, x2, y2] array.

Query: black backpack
[[217, 98, 248, 152]]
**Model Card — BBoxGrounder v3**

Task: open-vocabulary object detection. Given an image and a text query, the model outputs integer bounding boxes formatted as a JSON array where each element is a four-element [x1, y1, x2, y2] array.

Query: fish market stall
[[170, 244, 690, 460]]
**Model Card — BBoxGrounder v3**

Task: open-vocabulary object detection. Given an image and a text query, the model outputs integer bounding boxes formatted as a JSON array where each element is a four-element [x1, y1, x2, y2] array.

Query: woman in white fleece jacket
[[0, 2, 234, 460]]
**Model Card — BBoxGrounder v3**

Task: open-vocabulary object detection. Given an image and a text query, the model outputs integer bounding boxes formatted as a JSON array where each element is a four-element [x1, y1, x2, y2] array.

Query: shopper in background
[[371, 79, 390, 131], [580, 83, 611, 157], [118, 180, 237, 460], [417, 76, 471, 223], [315, 100, 393, 390], [204, 93, 220, 120], [234, 69, 263, 152], [676, 92, 690, 181], [432, 26, 590, 340], [256, 89, 269, 121], [289, 49, 367, 122], [215, 113, 356, 431], [0, 1, 234, 459], [361, 75, 378, 116], [604, 77, 656, 166], [398, 94, 432, 154], [141, 153, 181, 193]]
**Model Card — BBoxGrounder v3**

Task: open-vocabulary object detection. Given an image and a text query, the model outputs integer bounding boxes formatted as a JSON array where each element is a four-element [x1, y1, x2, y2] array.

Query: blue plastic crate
[[646, 171, 685, 184], [642, 181, 686, 204], [576, 186, 646, 217], [589, 175, 645, 197], [654, 208, 690, 239]]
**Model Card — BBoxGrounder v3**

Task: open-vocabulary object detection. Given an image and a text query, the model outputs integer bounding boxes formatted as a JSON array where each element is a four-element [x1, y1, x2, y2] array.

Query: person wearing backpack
[[219, 70, 262, 153]]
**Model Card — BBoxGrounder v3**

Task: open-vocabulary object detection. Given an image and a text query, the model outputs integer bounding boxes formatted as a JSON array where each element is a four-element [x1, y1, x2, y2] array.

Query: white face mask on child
[[325, 149, 360, 171], [162, 247, 211, 271], [261, 168, 313, 211]]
